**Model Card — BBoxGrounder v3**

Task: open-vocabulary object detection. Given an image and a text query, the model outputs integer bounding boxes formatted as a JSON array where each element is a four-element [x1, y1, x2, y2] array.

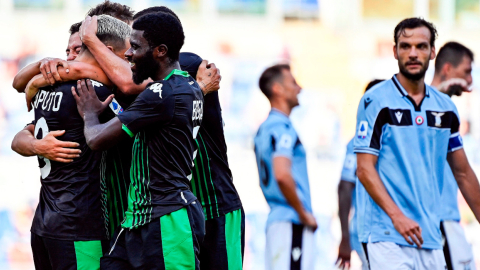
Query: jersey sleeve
[[341, 145, 357, 183], [271, 123, 298, 160], [353, 93, 383, 156], [448, 105, 463, 153], [117, 82, 175, 137]]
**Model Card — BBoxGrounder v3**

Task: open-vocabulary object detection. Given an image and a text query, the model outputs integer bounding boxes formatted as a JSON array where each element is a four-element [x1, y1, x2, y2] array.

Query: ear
[[153, 45, 168, 60], [271, 81, 284, 97], [393, 45, 398, 60], [442, 62, 452, 75], [430, 46, 436, 60], [106, 45, 114, 53]]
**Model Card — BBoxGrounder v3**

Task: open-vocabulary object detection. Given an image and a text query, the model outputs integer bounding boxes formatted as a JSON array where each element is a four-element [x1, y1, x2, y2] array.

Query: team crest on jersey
[[357, 121, 368, 139], [415, 116, 424, 125], [149, 83, 163, 98]]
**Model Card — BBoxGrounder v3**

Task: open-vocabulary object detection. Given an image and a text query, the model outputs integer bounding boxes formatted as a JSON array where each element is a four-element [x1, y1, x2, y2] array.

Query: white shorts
[[366, 241, 446, 270], [265, 221, 315, 270], [442, 220, 476, 270]]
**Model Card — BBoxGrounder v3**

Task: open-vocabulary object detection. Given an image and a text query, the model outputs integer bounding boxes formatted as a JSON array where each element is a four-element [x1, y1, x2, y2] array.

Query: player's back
[[254, 109, 311, 226], [31, 80, 114, 241]]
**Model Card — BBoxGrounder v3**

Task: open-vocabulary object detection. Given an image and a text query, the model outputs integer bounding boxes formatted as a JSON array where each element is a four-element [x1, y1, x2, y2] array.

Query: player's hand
[[335, 237, 351, 269], [299, 211, 318, 232], [196, 60, 221, 95], [33, 130, 81, 163], [39, 57, 70, 85], [437, 78, 470, 97], [80, 16, 98, 44], [391, 214, 423, 248], [72, 79, 114, 119]]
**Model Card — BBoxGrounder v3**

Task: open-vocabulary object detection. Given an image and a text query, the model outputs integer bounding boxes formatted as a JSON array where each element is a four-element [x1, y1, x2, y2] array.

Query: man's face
[[124, 29, 158, 84], [394, 26, 435, 81], [446, 55, 473, 86], [279, 69, 302, 108], [66, 32, 82, 61]]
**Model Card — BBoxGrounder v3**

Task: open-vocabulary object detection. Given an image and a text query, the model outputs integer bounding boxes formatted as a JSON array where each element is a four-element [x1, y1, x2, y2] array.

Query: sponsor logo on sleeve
[[357, 121, 368, 139], [109, 98, 124, 115], [149, 83, 163, 98], [364, 97, 373, 109]]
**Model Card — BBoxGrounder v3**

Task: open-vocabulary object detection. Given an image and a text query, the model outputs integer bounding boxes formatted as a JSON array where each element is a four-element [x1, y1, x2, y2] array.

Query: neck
[[430, 74, 443, 88], [76, 50, 100, 67], [270, 99, 292, 116], [154, 61, 181, 81], [396, 72, 425, 96]]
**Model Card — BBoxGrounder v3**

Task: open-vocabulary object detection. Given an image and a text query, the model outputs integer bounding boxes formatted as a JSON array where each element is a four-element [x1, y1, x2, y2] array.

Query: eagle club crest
[[149, 83, 163, 98]]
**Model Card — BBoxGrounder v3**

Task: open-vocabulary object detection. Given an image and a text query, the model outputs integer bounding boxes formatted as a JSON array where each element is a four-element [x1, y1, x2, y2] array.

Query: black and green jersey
[[191, 92, 242, 220], [117, 69, 204, 229], [31, 80, 113, 241]]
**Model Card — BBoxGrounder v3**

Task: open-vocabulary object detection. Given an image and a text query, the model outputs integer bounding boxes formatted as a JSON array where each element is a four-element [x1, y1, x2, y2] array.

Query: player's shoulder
[[428, 85, 458, 111], [360, 79, 395, 110], [262, 112, 296, 137]]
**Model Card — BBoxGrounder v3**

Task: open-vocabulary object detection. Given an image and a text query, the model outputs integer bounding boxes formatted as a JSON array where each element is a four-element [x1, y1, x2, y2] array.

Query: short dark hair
[[258, 64, 291, 99], [86, 0, 134, 24], [365, 79, 384, 93], [394, 17, 437, 47], [69, 22, 82, 35], [435, 42, 474, 74], [133, 6, 180, 23], [132, 12, 184, 63]]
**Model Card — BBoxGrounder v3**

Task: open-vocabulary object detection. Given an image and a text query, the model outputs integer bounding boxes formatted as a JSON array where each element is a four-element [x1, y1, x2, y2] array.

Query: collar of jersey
[[270, 108, 290, 119], [392, 74, 430, 98], [164, 69, 190, 80]]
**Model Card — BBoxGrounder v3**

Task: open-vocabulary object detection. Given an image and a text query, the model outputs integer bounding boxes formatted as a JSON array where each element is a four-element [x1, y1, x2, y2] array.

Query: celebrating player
[[336, 79, 384, 270], [70, 12, 204, 269], [12, 15, 130, 270], [254, 64, 317, 270], [354, 17, 480, 269], [180, 52, 244, 270], [430, 41, 476, 270]]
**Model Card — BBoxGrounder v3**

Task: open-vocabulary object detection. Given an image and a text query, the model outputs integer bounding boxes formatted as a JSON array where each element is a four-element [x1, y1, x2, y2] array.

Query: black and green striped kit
[[116, 70, 204, 229]]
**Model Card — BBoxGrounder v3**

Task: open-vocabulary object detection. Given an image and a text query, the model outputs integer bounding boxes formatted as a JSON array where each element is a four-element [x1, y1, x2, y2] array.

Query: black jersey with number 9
[[31, 80, 114, 241]]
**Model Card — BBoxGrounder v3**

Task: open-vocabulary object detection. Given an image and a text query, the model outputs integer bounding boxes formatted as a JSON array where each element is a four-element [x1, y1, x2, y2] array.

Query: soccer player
[[12, 0, 134, 91], [71, 13, 205, 269], [354, 17, 480, 269], [254, 64, 317, 270], [180, 52, 244, 270], [336, 79, 384, 270], [430, 42, 476, 270], [11, 15, 130, 270]]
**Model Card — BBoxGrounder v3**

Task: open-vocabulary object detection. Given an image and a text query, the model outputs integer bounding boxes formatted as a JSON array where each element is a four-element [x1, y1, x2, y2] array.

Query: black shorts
[[101, 201, 205, 270], [31, 233, 108, 270], [200, 208, 245, 270]]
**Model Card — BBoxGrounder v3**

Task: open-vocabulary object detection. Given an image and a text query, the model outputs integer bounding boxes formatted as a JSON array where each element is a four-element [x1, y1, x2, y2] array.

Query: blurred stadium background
[[1, 0, 480, 269]]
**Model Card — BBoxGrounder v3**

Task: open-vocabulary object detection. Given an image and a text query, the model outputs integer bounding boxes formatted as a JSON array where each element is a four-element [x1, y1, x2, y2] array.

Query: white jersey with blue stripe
[[254, 109, 313, 228], [353, 75, 463, 250]]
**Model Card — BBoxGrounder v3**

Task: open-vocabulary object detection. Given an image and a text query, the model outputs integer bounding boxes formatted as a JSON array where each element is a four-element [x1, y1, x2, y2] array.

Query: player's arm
[[80, 16, 221, 95], [273, 156, 317, 231], [357, 153, 423, 247], [12, 57, 70, 92], [448, 148, 480, 222], [72, 79, 125, 151], [25, 63, 112, 111], [11, 124, 81, 162], [337, 180, 355, 268]]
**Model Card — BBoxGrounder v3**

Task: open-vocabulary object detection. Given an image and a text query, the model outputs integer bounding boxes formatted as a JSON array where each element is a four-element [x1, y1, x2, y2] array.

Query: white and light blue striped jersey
[[353, 75, 463, 249], [254, 109, 312, 228]]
